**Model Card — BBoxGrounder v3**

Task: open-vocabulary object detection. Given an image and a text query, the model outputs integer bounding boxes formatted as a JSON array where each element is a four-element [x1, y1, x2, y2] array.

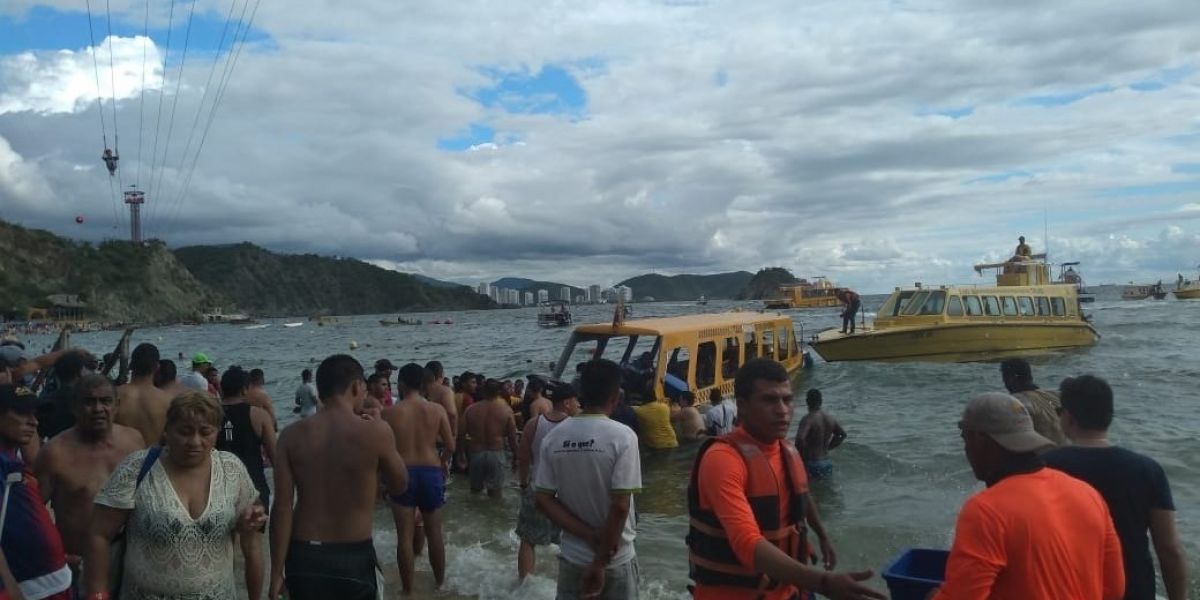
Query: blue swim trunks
[[805, 459, 833, 480], [393, 466, 446, 512]]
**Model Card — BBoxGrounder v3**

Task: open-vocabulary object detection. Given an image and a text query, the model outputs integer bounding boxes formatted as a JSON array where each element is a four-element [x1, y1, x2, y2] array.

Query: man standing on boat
[[1014, 236, 1032, 259], [836, 289, 861, 334], [687, 359, 883, 600]]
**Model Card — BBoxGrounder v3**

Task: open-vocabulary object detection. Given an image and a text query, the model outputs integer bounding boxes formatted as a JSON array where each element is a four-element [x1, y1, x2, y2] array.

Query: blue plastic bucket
[[881, 548, 949, 600]]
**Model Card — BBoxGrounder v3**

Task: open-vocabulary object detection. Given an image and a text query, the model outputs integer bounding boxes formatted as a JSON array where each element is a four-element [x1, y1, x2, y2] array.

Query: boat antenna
[[1043, 206, 1049, 260]]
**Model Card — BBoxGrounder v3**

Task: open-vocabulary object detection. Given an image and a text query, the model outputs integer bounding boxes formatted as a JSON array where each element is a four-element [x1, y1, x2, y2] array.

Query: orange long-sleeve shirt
[[693, 432, 806, 600], [933, 468, 1124, 600]]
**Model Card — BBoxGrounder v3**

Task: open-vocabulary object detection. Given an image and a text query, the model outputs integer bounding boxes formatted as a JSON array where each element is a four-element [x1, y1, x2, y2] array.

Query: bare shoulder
[[113, 424, 146, 450]]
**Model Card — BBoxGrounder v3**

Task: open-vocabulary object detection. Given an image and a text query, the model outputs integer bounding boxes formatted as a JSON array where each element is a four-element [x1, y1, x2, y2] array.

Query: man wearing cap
[[373, 360, 396, 407], [180, 353, 214, 393], [931, 392, 1125, 600], [515, 379, 580, 581], [0, 384, 72, 600]]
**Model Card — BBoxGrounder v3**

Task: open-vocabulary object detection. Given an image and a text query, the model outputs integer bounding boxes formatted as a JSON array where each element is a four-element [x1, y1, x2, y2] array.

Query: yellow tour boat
[[553, 310, 811, 448], [1174, 268, 1200, 299], [810, 255, 1098, 362], [764, 276, 845, 310]]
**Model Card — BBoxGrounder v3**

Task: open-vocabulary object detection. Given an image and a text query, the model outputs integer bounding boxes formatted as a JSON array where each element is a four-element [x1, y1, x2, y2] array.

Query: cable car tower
[[124, 187, 145, 243]]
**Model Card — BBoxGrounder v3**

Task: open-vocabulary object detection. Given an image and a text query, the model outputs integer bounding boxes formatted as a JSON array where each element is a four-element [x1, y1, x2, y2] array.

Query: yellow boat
[[810, 255, 1098, 362], [764, 276, 844, 309], [1175, 268, 1200, 299], [552, 311, 810, 407]]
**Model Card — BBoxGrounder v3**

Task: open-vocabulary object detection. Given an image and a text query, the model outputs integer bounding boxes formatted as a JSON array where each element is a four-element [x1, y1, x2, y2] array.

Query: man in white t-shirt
[[180, 353, 213, 393], [535, 359, 642, 600], [703, 387, 737, 437]]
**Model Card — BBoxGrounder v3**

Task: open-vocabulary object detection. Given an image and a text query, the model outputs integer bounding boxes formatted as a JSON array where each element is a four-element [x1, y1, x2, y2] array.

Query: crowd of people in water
[[0, 332, 1190, 600]]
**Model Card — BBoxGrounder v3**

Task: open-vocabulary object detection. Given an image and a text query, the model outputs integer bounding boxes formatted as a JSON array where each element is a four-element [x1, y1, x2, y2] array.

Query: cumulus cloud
[[1, 0, 1200, 291], [0, 36, 161, 115]]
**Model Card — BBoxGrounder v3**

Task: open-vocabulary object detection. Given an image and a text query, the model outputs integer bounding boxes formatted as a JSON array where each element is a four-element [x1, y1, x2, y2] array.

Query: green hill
[[176, 243, 493, 316], [736, 267, 798, 300], [0, 220, 219, 323], [617, 271, 753, 301]]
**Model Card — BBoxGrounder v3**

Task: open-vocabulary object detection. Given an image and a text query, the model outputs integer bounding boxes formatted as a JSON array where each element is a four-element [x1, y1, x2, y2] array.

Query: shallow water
[[36, 292, 1200, 598]]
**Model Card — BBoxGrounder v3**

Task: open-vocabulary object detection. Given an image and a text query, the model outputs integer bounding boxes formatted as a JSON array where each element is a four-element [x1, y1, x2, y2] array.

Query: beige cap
[[959, 392, 1054, 453]]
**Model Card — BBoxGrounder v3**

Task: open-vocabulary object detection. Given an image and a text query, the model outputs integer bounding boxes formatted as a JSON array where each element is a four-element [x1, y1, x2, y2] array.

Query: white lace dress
[[95, 448, 258, 600]]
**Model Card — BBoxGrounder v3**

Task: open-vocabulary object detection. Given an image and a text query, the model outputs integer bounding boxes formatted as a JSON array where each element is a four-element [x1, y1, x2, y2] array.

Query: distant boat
[[283, 322, 304, 328], [244, 324, 270, 330], [1057, 262, 1094, 303], [696, 295, 708, 306], [538, 302, 573, 328], [380, 316, 422, 326], [1175, 267, 1200, 300], [764, 276, 843, 310], [1122, 282, 1167, 301]]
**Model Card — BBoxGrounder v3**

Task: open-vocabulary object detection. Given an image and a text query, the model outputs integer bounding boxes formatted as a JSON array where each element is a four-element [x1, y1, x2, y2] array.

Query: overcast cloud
[[1, 0, 1199, 292]]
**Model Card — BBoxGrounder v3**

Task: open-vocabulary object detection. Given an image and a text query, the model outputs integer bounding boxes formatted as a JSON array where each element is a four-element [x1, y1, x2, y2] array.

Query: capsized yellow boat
[[764, 276, 844, 309], [810, 255, 1099, 362], [1175, 267, 1200, 299], [552, 311, 811, 406]]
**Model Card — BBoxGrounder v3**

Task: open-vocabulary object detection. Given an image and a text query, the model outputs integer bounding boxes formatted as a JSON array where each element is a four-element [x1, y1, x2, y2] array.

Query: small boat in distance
[[202, 307, 255, 324], [696, 295, 708, 306], [537, 301, 573, 328], [1122, 282, 1167, 300], [283, 322, 304, 328], [764, 276, 843, 309], [1058, 262, 1094, 303], [1174, 268, 1200, 299], [380, 316, 422, 326]]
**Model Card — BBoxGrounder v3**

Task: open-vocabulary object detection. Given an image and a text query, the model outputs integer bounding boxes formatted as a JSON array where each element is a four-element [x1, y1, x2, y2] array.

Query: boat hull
[[811, 322, 1099, 363], [763, 297, 842, 310], [1175, 288, 1200, 300]]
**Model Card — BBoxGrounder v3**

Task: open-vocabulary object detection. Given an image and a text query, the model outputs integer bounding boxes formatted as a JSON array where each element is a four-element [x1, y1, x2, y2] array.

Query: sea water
[[37, 293, 1200, 598]]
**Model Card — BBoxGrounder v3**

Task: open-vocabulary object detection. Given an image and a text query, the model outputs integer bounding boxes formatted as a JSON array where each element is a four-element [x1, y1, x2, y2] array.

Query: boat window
[[696, 341, 717, 389], [1018, 297, 1035, 316], [1051, 297, 1066, 316], [721, 336, 740, 379], [1001, 297, 1018, 316], [761, 329, 776, 360], [983, 296, 1001, 316], [743, 329, 758, 360], [881, 291, 914, 317], [1036, 297, 1051, 316], [964, 296, 983, 316], [777, 328, 789, 360], [902, 291, 931, 316], [947, 296, 963, 316], [665, 346, 692, 399], [918, 291, 947, 315]]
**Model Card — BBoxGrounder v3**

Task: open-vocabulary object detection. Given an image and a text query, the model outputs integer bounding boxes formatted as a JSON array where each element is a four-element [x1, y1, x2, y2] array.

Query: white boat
[[244, 324, 270, 330], [283, 322, 304, 328]]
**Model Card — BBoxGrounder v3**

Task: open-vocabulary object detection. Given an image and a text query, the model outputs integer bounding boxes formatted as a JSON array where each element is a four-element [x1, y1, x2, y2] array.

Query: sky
[[1, 0, 1199, 293]]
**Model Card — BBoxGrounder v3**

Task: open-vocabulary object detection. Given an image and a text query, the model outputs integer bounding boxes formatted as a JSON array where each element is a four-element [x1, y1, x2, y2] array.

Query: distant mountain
[[617, 271, 754, 301], [412, 274, 462, 289], [176, 243, 493, 316], [491, 277, 586, 298], [736, 267, 798, 300]]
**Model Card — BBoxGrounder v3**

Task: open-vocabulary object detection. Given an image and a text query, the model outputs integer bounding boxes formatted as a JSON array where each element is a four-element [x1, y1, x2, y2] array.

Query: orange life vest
[[686, 428, 809, 591]]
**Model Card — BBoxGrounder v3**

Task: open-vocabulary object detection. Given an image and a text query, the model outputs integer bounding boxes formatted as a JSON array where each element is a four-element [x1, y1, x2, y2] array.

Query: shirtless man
[[460, 379, 517, 499], [115, 343, 173, 447], [382, 363, 454, 594], [795, 388, 847, 480], [269, 355, 408, 600], [154, 359, 186, 398], [673, 392, 707, 442], [424, 362, 457, 437], [525, 377, 552, 423], [34, 375, 144, 589], [245, 369, 277, 429]]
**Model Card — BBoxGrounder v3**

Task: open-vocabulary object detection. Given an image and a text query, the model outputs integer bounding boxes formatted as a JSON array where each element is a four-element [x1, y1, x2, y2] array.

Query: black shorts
[[285, 539, 378, 600]]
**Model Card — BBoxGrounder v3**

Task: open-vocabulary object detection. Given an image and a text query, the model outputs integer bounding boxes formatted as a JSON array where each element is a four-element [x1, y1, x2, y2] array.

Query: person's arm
[[930, 499, 1004, 600], [795, 416, 811, 451], [1149, 509, 1187, 600], [0, 547, 25, 600], [84, 506, 129, 594], [805, 495, 837, 570], [535, 491, 599, 542], [592, 493, 632, 566], [437, 407, 455, 465], [254, 407, 277, 464], [375, 423, 408, 497], [32, 442, 57, 504], [516, 417, 537, 487], [240, 523, 264, 600], [753, 541, 882, 600], [14, 349, 72, 379], [505, 412, 519, 471], [268, 433, 295, 600], [828, 419, 847, 450]]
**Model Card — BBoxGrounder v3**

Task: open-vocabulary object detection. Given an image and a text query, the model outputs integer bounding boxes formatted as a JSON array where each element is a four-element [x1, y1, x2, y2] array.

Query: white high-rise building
[[477, 282, 492, 297], [617, 285, 633, 302], [523, 291, 535, 306], [588, 285, 602, 303], [507, 289, 521, 305], [560, 286, 572, 302], [537, 289, 549, 303]]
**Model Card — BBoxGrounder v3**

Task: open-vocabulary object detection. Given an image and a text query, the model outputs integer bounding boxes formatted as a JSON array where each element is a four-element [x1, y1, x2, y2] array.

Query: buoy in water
[[350, 341, 359, 350]]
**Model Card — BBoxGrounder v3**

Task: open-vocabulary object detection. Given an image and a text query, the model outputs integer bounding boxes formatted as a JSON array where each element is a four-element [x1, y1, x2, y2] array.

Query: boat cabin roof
[[573, 311, 790, 337]]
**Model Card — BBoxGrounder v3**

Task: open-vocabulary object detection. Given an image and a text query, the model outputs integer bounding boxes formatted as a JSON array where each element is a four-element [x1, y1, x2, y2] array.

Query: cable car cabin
[[551, 312, 808, 407]]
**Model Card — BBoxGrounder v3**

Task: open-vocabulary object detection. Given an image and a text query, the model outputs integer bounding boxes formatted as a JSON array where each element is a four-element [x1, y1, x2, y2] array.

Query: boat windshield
[[880, 290, 917, 317], [554, 332, 662, 401]]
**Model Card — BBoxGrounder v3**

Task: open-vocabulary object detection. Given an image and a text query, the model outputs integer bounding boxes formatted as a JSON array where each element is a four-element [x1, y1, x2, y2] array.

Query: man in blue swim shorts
[[382, 363, 456, 594], [794, 389, 847, 480]]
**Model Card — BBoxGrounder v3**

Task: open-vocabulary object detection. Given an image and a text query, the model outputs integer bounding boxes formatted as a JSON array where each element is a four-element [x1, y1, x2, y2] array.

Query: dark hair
[[680, 391, 696, 407], [425, 361, 444, 377], [130, 343, 160, 377], [806, 388, 823, 408], [74, 374, 113, 405], [580, 359, 621, 409], [1000, 359, 1033, 385], [1060, 375, 1113, 431], [249, 368, 265, 385], [54, 352, 86, 383], [301, 368, 312, 382], [398, 363, 425, 391], [366, 373, 386, 386], [205, 366, 219, 377], [708, 387, 723, 404], [734, 358, 789, 400], [221, 366, 249, 399], [527, 377, 544, 394], [316, 354, 364, 400], [155, 359, 177, 386], [482, 378, 503, 399]]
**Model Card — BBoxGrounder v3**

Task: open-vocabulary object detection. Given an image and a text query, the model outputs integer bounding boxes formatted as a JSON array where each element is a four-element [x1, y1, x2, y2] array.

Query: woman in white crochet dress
[[84, 391, 267, 600]]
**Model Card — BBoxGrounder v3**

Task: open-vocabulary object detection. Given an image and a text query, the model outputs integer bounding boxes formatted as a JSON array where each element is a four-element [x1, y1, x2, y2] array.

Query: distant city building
[[506, 289, 521, 305], [560, 286, 572, 302], [574, 295, 586, 305], [537, 289, 550, 303], [588, 285, 602, 303], [490, 287, 502, 303], [477, 282, 492, 297], [616, 285, 633, 302], [523, 291, 535, 306]]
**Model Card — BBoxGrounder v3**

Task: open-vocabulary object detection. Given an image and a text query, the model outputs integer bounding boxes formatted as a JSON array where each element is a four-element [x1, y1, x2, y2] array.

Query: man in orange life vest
[[687, 359, 885, 600]]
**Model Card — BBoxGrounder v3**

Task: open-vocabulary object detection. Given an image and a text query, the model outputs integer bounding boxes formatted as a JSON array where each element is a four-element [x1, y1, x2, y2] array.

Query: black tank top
[[216, 402, 269, 495]]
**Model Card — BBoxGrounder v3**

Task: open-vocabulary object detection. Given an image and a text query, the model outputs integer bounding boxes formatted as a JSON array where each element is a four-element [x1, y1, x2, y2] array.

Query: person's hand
[[823, 570, 886, 600], [819, 536, 838, 570], [236, 504, 267, 533], [582, 561, 606, 599], [268, 574, 286, 600]]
